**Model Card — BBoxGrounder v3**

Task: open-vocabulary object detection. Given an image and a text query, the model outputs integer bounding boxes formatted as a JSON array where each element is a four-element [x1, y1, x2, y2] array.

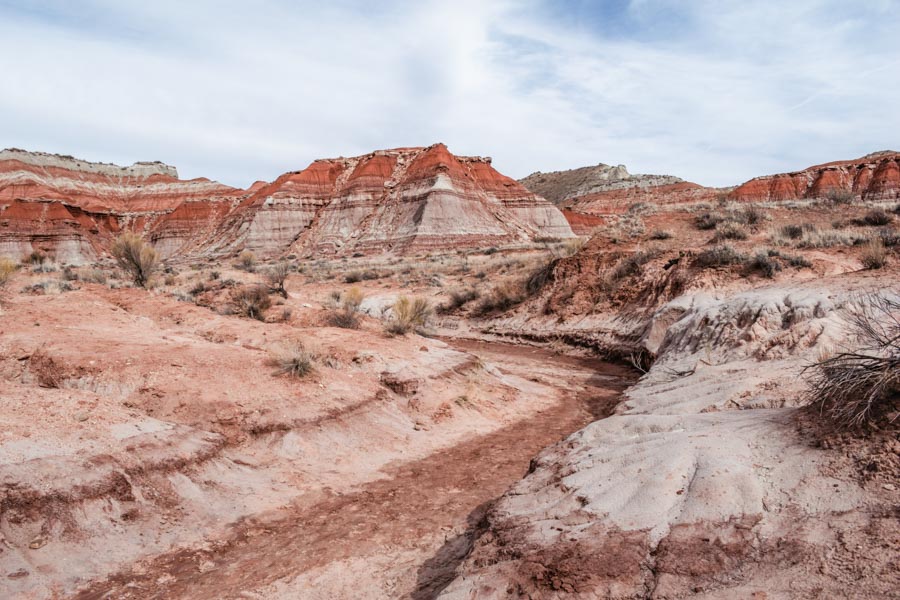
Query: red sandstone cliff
[[729, 150, 900, 202]]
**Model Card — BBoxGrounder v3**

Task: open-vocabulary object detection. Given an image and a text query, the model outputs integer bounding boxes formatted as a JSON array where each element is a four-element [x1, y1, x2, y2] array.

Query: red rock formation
[[236, 144, 574, 256], [0, 144, 574, 263], [563, 181, 721, 217], [730, 151, 900, 202], [0, 149, 244, 263]]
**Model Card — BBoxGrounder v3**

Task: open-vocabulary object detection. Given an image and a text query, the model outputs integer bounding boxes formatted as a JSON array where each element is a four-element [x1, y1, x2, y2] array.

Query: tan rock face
[[0, 145, 574, 263], [730, 150, 900, 202]]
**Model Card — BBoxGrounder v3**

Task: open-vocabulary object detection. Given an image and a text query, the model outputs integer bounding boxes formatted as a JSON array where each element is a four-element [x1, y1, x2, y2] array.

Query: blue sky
[[0, 0, 897, 188]]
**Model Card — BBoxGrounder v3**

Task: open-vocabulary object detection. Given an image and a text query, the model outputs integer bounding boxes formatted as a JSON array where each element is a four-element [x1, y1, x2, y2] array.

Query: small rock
[[74, 412, 89, 422], [882, 483, 896, 491], [28, 537, 46, 550], [7, 569, 28, 579]]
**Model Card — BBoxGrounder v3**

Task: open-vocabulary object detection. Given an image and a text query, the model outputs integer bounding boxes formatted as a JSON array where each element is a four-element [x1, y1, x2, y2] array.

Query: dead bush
[[385, 296, 432, 335], [111, 233, 159, 287], [266, 262, 291, 298], [525, 259, 557, 296], [804, 294, 900, 427], [28, 348, 66, 388], [268, 342, 315, 378], [475, 281, 525, 315], [649, 229, 673, 240], [860, 238, 888, 270], [231, 285, 272, 320]]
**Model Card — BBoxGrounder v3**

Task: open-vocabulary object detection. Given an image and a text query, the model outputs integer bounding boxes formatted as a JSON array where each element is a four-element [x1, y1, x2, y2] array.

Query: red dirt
[[68, 341, 633, 599]]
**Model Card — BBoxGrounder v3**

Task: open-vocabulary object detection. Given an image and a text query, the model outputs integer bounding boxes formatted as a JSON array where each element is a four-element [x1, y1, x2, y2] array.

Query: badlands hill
[[0, 144, 573, 264]]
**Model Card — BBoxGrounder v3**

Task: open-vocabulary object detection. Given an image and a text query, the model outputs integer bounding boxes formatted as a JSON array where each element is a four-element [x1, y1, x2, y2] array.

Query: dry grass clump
[[694, 244, 746, 268], [649, 229, 673, 240], [860, 238, 888, 270], [237, 250, 257, 272], [268, 342, 316, 378], [793, 227, 867, 249], [265, 262, 291, 298], [385, 296, 432, 335], [231, 285, 272, 320], [805, 294, 900, 427], [714, 221, 749, 241], [327, 287, 364, 329], [0, 256, 16, 287], [111, 233, 159, 287], [747, 251, 782, 278]]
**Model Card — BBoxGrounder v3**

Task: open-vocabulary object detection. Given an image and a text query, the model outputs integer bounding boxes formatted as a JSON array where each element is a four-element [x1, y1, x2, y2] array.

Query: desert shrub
[[779, 223, 814, 240], [649, 229, 673, 240], [694, 211, 724, 230], [189, 281, 207, 295], [860, 209, 893, 227], [740, 205, 767, 226], [748, 251, 782, 278], [62, 266, 79, 281], [385, 296, 432, 335], [27, 250, 47, 266], [804, 294, 900, 427], [327, 287, 364, 329], [266, 262, 291, 298], [860, 238, 888, 270], [344, 271, 362, 283], [695, 244, 746, 268], [611, 248, 659, 281], [164, 274, 177, 286], [438, 288, 480, 314], [785, 253, 813, 268], [714, 221, 748, 241], [231, 285, 271, 320], [111, 233, 159, 287], [0, 257, 16, 287], [237, 250, 257, 272], [268, 342, 315, 378], [209, 270, 221, 280], [879, 228, 900, 248], [825, 188, 855, 204]]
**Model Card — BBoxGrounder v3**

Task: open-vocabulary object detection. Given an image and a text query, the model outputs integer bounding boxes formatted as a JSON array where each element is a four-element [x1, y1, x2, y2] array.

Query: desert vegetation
[[268, 341, 316, 378], [384, 295, 432, 335], [805, 293, 899, 427], [0, 256, 16, 287], [231, 284, 272, 320], [111, 233, 159, 287], [326, 287, 364, 328]]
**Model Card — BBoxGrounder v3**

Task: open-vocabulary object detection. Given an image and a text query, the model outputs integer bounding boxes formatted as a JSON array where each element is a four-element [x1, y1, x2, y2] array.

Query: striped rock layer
[[0, 144, 574, 264]]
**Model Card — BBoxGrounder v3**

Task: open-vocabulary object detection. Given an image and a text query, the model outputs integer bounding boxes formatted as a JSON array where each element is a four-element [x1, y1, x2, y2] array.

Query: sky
[[0, 0, 898, 188]]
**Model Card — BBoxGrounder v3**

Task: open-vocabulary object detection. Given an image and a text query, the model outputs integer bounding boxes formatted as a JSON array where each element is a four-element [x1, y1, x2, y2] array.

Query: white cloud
[[0, 0, 897, 187]]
